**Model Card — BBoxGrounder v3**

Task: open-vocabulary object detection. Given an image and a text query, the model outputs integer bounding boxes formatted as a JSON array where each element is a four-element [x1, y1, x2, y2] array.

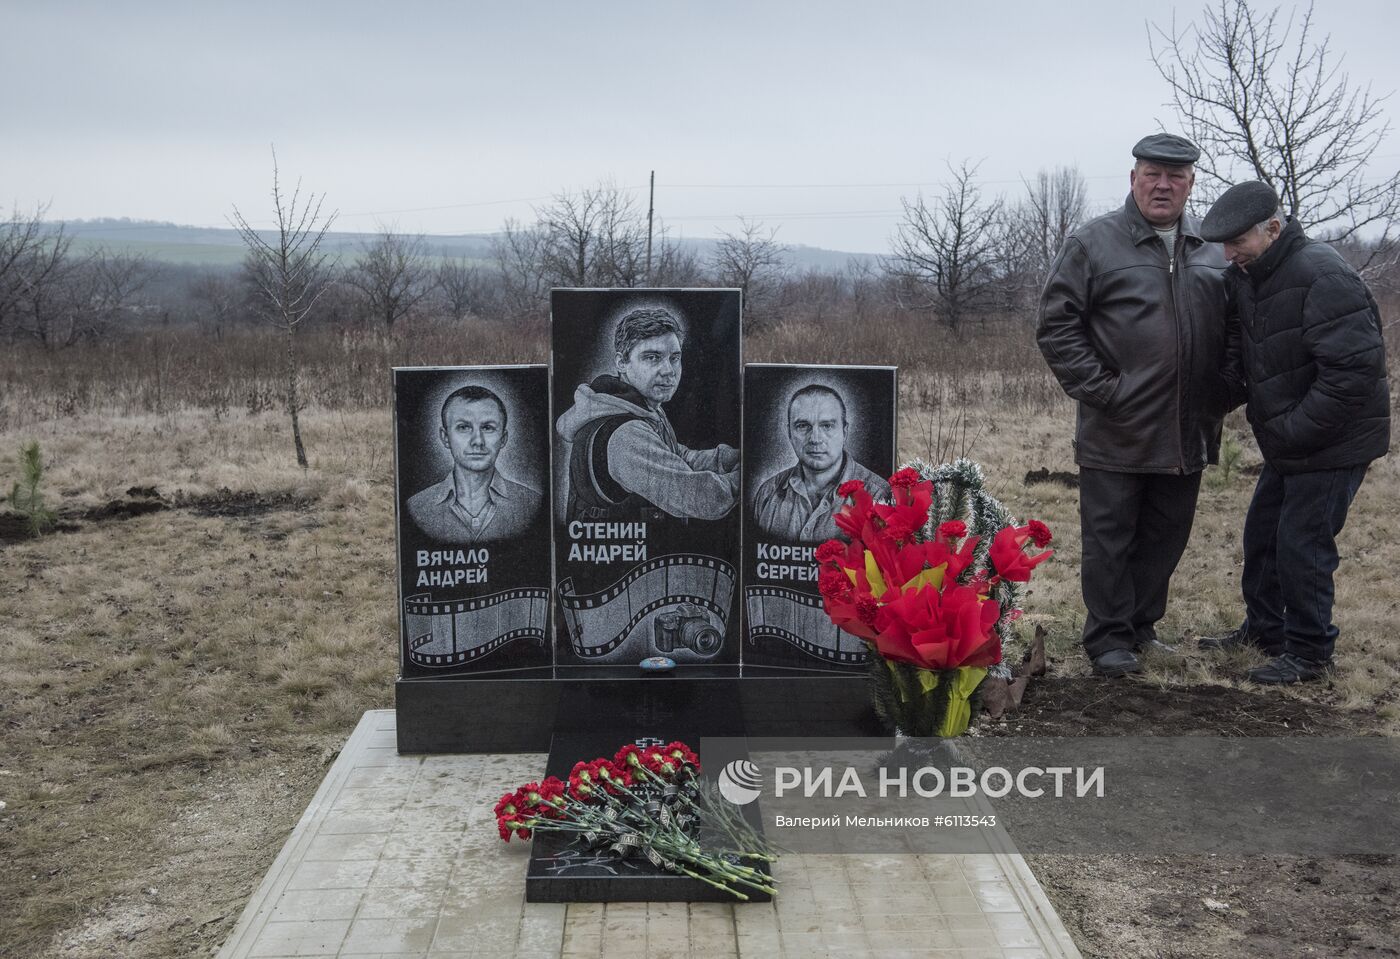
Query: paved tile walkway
[[218, 711, 1081, 958]]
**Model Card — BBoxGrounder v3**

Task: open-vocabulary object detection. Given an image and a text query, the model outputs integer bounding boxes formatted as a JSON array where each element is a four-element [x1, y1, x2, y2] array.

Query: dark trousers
[[1241, 462, 1367, 662], [1079, 468, 1202, 658]]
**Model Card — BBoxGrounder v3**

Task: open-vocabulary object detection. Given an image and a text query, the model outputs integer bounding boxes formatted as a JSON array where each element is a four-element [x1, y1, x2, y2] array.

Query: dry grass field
[[1, 316, 1397, 958]]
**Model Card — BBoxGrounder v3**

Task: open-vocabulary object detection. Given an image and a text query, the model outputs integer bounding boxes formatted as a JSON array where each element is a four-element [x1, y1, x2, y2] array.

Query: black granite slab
[[742, 364, 897, 671], [551, 290, 743, 669], [395, 666, 881, 753], [525, 719, 770, 903], [392, 365, 553, 678]]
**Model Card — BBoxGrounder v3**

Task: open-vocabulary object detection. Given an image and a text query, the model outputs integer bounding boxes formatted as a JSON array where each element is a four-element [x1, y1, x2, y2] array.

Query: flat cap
[[1131, 133, 1200, 165], [1201, 181, 1281, 242]]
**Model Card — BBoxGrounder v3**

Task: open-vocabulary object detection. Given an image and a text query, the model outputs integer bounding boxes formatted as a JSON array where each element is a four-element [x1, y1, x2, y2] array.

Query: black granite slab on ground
[[394, 667, 882, 752], [524, 722, 771, 903]]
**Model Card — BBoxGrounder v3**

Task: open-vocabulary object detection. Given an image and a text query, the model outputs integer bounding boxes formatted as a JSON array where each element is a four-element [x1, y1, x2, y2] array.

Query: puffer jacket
[[1225, 218, 1390, 473], [1037, 195, 1230, 474]]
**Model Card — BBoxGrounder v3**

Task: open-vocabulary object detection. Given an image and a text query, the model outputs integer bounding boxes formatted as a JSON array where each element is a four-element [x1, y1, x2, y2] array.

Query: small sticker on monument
[[742, 364, 897, 671], [551, 289, 742, 669], [393, 365, 552, 677]]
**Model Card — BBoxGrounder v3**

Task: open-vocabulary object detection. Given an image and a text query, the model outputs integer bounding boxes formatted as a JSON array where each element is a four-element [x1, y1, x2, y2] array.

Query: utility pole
[[645, 170, 655, 283]]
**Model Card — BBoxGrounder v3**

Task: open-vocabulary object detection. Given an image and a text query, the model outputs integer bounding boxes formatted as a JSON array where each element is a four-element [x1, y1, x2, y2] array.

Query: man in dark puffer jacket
[[1199, 180, 1391, 683]]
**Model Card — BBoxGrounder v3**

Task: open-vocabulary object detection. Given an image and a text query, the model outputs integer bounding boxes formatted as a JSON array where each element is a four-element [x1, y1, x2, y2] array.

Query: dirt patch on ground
[[1032, 853, 1400, 959], [44, 745, 340, 959], [174, 487, 318, 519], [982, 677, 1394, 958], [1023, 466, 1080, 489], [0, 487, 318, 549], [0, 513, 80, 546], [983, 676, 1363, 737]]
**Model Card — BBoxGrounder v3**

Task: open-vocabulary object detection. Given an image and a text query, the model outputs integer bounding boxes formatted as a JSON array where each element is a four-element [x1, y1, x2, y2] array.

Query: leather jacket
[[1037, 195, 1229, 474]]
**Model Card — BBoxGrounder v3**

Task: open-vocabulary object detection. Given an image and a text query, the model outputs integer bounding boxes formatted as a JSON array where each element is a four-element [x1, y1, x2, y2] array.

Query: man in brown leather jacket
[[1037, 134, 1229, 677]]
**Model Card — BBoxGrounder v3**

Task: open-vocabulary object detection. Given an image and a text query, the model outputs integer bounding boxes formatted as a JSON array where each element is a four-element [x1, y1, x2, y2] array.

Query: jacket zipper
[[1167, 236, 1186, 474]]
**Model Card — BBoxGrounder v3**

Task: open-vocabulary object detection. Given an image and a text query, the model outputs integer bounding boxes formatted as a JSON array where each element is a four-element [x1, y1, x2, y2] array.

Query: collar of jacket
[[1120, 193, 1204, 248], [589, 373, 652, 409], [1236, 217, 1307, 287]]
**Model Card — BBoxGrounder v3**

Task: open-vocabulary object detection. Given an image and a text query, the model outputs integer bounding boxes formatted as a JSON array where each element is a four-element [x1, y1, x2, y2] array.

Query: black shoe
[[1199, 625, 1282, 655], [1092, 648, 1142, 677], [1246, 652, 1335, 685]]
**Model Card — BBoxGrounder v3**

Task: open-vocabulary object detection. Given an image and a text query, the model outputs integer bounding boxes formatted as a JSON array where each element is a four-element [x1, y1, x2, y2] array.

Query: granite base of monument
[[394, 668, 883, 753], [524, 725, 771, 903]]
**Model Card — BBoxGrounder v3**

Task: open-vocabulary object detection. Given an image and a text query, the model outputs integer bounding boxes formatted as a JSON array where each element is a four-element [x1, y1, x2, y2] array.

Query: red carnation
[[815, 539, 845, 563], [889, 467, 920, 489], [938, 520, 967, 540], [838, 479, 865, 498], [856, 596, 881, 626], [663, 741, 700, 768], [883, 517, 917, 542], [614, 744, 646, 769], [1027, 519, 1053, 548], [819, 569, 852, 600]]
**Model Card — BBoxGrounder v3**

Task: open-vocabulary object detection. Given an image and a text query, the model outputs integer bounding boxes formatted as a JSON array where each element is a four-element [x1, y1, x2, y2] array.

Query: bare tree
[[649, 224, 706, 286], [9, 223, 78, 348], [887, 161, 1006, 332], [1150, 0, 1400, 271], [491, 217, 549, 322], [63, 249, 152, 340], [711, 217, 789, 329], [230, 150, 338, 469], [345, 228, 432, 328], [0, 204, 50, 332], [536, 181, 648, 287], [434, 254, 490, 322], [189, 270, 244, 338], [1001, 166, 1089, 312]]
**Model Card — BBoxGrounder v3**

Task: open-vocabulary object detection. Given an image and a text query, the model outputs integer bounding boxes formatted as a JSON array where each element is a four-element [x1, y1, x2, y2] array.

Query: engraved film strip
[[403, 587, 549, 668], [558, 554, 737, 660], [744, 585, 869, 664]]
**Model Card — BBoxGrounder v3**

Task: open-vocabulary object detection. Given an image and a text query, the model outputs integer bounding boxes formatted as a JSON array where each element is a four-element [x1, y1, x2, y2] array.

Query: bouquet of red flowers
[[493, 740, 776, 900], [817, 460, 1053, 737]]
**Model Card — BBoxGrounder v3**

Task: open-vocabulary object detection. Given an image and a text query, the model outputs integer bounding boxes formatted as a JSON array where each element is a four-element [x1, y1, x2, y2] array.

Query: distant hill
[[54, 218, 880, 272]]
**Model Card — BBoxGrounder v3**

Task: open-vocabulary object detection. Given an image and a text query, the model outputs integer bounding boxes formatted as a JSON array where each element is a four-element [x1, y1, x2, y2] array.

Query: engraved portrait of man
[[751, 383, 891, 542], [555, 306, 739, 523], [407, 384, 543, 544]]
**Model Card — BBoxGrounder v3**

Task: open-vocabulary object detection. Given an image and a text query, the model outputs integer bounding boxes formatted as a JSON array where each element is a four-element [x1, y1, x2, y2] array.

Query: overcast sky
[[3, 0, 1398, 253]]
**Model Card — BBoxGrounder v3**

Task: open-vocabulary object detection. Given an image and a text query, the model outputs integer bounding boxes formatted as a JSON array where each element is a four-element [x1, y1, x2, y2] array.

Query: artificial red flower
[[818, 568, 853, 601], [870, 582, 1002, 671], [988, 525, 1054, 583], [889, 467, 921, 489], [937, 520, 967, 540], [1026, 519, 1053, 548], [815, 539, 845, 563], [833, 483, 878, 541], [870, 476, 935, 549], [856, 597, 880, 626]]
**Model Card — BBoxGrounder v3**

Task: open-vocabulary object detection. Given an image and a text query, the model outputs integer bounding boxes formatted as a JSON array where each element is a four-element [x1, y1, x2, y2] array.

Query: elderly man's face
[[441, 396, 507, 474], [1223, 218, 1282, 271], [616, 332, 682, 406], [788, 393, 846, 473], [1130, 161, 1195, 227]]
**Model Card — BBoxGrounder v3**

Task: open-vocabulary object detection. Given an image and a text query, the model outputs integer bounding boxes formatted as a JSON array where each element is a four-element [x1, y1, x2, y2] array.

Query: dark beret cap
[[1201, 181, 1282, 242], [1131, 133, 1201, 165]]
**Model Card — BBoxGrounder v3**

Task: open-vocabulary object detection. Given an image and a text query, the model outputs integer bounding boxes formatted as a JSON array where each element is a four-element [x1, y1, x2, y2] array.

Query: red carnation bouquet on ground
[[493, 740, 777, 900], [817, 460, 1053, 737]]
